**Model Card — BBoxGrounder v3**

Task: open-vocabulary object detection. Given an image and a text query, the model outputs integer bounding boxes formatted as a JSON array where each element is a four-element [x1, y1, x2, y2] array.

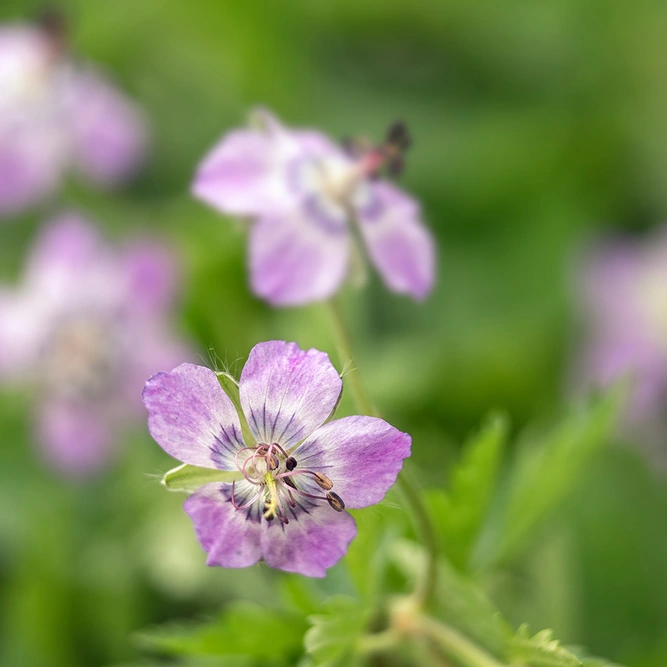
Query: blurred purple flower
[[0, 214, 188, 475], [0, 22, 146, 219], [192, 109, 435, 306], [143, 341, 411, 577], [576, 228, 667, 435]]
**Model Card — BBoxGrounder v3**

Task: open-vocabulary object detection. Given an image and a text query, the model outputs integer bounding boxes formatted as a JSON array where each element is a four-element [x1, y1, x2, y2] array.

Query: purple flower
[[143, 341, 411, 577], [575, 228, 667, 435], [0, 214, 188, 475], [0, 21, 146, 219], [192, 109, 435, 306]]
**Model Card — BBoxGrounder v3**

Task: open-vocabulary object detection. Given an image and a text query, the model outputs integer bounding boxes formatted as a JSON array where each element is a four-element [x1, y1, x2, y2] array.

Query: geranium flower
[[0, 214, 188, 475], [575, 227, 667, 439], [0, 17, 146, 218], [192, 109, 435, 306], [143, 340, 411, 577]]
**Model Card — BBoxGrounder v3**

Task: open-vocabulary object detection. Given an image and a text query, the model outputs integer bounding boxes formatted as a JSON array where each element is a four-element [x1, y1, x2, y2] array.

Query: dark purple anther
[[285, 456, 297, 471]]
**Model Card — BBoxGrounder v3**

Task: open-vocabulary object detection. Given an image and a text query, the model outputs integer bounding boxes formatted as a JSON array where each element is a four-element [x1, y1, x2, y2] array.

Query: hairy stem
[[325, 298, 438, 609]]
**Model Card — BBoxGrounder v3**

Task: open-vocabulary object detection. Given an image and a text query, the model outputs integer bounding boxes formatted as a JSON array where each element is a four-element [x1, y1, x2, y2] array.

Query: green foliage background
[[1, 1, 666, 666]]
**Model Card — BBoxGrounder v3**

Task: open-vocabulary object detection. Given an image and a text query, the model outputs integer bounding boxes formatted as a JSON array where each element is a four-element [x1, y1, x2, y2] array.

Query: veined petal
[[249, 209, 350, 306], [357, 181, 435, 300], [295, 415, 411, 509], [261, 503, 357, 577], [184, 482, 263, 568], [239, 341, 342, 448], [143, 363, 245, 470]]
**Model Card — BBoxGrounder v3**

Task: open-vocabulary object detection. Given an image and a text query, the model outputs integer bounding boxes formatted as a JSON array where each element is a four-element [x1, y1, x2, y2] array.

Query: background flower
[[193, 109, 435, 305], [0, 20, 146, 219], [0, 213, 189, 475]]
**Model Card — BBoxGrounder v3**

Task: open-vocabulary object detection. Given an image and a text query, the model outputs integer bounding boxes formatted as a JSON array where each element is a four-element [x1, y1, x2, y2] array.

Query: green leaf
[[161, 463, 243, 494], [475, 388, 624, 568], [508, 624, 583, 667], [135, 601, 305, 662], [304, 596, 368, 667], [429, 413, 508, 571], [216, 371, 255, 447]]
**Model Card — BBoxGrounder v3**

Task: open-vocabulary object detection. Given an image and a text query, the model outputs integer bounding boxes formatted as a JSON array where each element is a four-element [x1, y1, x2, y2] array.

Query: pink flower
[[192, 110, 435, 306], [0, 214, 189, 476], [143, 341, 411, 577], [0, 20, 146, 219]]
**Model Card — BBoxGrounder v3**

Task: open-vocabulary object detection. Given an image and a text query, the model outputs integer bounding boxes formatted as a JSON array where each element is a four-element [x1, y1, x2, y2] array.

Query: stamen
[[326, 491, 345, 512], [285, 456, 297, 471], [283, 476, 298, 490], [312, 472, 333, 490]]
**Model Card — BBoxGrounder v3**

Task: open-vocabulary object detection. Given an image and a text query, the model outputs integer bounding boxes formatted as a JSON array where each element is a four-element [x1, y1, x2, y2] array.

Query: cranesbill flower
[[0, 18, 146, 219], [143, 340, 411, 577], [192, 109, 435, 306], [0, 214, 188, 475], [575, 228, 667, 439]]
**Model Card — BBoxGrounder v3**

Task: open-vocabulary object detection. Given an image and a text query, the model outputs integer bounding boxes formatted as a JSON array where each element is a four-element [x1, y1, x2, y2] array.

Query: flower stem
[[414, 615, 505, 667], [325, 298, 438, 609]]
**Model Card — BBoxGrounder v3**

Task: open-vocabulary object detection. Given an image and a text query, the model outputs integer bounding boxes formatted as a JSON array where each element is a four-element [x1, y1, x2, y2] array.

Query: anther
[[285, 456, 297, 471], [267, 453, 279, 471], [313, 472, 333, 491], [284, 476, 298, 490], [326, 492, 345, 512]]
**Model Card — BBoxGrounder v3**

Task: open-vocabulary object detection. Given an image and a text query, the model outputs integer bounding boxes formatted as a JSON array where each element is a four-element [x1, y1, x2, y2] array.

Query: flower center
[[231, 442, 345, 525]]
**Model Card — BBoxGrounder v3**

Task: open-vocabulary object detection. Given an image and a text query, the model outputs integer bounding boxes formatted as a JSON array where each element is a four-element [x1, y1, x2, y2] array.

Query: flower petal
[[294, 415, 411, 509], [249, 209, 350, 306], [184, 482, 263, 568], [143, 363, 245, 469], [239, 341, 342, 448], [192, 127, 291, 217], [261, 503, 357, 577], [357, 181, 435, 300], [64, 67, 147, 185]]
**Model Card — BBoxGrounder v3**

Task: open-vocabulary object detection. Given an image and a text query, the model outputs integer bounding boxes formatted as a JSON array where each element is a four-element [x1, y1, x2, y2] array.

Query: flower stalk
[[325, 298, 438, 609]]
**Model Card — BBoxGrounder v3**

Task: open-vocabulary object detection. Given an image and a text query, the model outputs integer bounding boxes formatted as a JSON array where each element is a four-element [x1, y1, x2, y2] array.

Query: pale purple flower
[[575, 227, 667, 435], [192, 109, 435, 306], [143, 341, 411, 577], [0, 214, 188, 475], [0, 21, 146, 219]]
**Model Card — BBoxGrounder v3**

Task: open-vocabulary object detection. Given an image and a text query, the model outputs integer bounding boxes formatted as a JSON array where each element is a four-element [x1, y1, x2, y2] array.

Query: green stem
[[415, 615, 506, 667], [325, 298, 439, 609]]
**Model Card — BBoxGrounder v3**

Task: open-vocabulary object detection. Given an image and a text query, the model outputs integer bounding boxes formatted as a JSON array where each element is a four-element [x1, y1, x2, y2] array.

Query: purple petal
[[143, 363, 245, 469], [184, 482, 263, 568], [65, 68, 147, 185], [295, 415, 411, 509], [38, 400, 116, 476], [239, 341, 342, 447], [358, 181, 435, 300], [260, 503, 357, 577], [192, 127, 291, 217], [249, 209, 350, 306]]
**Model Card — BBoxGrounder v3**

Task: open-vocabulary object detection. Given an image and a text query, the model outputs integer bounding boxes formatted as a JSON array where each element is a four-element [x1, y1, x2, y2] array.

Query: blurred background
[[1, 1, 666, 666]]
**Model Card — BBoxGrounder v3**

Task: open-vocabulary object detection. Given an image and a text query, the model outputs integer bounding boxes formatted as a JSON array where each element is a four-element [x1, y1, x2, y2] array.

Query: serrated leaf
[[429, 413, 507, 571], [475, 388, 624, 568], [135, 601, 305, 661], [508, 624, 583, 667], [216, 371, 255, 446], [304, 596, 368, 667], [161, 463, 243, 494]]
